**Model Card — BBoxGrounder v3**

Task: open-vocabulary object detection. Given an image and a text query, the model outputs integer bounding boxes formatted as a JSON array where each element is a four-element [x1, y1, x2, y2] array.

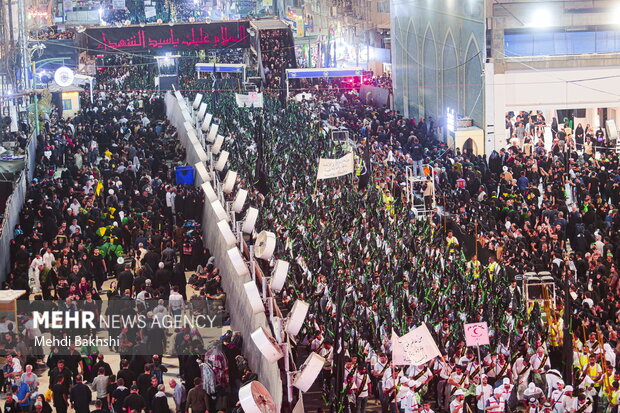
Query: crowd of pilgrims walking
[[0, 43, 619, 413], [1, 83, 260, 412], [194, 75, 619, 413]]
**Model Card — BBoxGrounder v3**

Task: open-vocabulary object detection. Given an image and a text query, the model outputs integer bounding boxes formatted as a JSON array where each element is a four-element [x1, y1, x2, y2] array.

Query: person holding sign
[[451, 389, 466, 413], [381, 367, 401, 413], [476, 375, 493, 413], [448, 365, 469, 401]]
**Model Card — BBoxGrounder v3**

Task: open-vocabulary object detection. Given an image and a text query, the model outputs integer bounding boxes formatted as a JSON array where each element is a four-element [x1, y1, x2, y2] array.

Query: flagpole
[[443, 194, 447, 232], [475, 220, 478, 258], [477, 344, 485, 413], [331, 273, 345, 413]]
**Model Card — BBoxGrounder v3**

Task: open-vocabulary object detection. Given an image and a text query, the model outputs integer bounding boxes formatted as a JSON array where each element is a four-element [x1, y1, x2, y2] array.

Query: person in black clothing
[[111, 378, 130, 413], [117, 361, 136, 388], [63, 345, 82, 379], [92, 354, 113, 378], [132, 271, 147, 296], [141, 248, 160, 274], [105, 375, 117, 412], [90, 400, 104, 413], [123, 385, 145, 413], [151, 384, 169, 413], [33, 395, 52, 413], [69, 375, 92, 413], [171, 262, 187, 300], [409, 137, 424, 178], [52, 376, 69, 413], [49, 360, 72, 392], [117, 264, 134, 295], [90, 248, 107, 291], [144, 377, 159, 413], [153, 263, 171, 299], [135, 365, 152, 398]]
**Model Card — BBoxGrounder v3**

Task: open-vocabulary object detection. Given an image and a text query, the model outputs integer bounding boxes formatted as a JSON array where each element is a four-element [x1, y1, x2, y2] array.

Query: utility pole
[[562, 145, 573, 383], [17, 0, 30, 93]]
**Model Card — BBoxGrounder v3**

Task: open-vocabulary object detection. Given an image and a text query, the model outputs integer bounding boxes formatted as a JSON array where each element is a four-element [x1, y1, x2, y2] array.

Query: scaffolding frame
[[405, 164, 436, 219]]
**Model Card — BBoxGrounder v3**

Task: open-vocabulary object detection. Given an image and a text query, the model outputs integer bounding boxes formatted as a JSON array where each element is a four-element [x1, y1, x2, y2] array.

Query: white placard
[[215, 150, 229, 172], [217, 220, 236, 247], [222, 170, 237, 194], [242, 207, 259, 234], [201, 182, 217, 202], [236, 92, 264, 108], [232, 189, 248, 213], [316, 152, 354, 180], [392, 323, 441, 366], [194, 162, 211, 183]]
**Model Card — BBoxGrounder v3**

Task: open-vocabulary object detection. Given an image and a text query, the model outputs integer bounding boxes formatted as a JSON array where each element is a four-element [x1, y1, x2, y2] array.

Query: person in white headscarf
[[604, 343, 616, 367], [524, 382, 544, 404]]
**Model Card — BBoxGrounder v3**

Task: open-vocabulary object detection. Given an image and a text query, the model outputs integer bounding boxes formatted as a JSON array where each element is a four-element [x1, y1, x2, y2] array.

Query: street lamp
[[29, 54, 69, 136]]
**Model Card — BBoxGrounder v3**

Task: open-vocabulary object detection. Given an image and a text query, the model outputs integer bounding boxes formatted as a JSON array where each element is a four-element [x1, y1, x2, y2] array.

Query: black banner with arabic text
[[81, 21, 250, 53]]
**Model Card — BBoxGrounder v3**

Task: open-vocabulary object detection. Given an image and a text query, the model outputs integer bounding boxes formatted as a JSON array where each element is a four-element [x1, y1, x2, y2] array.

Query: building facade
[[391, 0, 620, 155], [487, 0, 620, 152], [390, 0, 485, 127], [302, 0, 390, 71]]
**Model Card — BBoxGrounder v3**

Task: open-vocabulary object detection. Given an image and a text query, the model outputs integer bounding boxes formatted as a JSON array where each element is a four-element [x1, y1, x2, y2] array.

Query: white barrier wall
[[165, 92, 283, 408], [0, 134, 37, 282]]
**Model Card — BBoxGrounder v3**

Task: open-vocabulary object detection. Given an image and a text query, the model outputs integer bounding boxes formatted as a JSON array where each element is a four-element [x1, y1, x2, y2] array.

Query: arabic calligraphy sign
[[464, 322, 490, 347], [82, 21, 250, 52], [392, 324, 441, 366], [235, 92, 263, 108], [316, 152, 354, 180]]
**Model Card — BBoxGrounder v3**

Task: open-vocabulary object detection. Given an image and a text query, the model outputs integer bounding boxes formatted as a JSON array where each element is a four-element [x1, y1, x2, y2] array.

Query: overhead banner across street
[[81, 21, 250, 52]]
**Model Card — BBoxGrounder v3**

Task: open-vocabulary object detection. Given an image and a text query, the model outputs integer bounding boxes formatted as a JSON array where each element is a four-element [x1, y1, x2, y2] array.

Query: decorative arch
[[405, 19, 419, 119], [464, 35, 483, 125], [422, 23, 438, 119], [442, 29, 458, 118]]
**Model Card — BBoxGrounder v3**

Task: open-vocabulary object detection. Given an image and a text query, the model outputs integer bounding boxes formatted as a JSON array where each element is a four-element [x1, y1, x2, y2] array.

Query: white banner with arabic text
[[392, 323, 441, 366], [316, 152, 354, 180], [235, 92, 263, 108]]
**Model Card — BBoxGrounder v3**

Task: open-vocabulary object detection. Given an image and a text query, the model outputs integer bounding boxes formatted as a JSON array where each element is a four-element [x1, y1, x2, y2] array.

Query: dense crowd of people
[[259, 29, 297, 89], [3, 22, 620, 412], [362, 73, 392, 90], [0, 75, 262, 411], [506, 111, 616, 155], [197, 74, 619, 413], [94, 55, 156, 91]]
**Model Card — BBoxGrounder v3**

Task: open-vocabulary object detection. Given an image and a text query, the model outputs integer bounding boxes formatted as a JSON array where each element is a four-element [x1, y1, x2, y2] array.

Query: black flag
[[358, 143, 372, 190]]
